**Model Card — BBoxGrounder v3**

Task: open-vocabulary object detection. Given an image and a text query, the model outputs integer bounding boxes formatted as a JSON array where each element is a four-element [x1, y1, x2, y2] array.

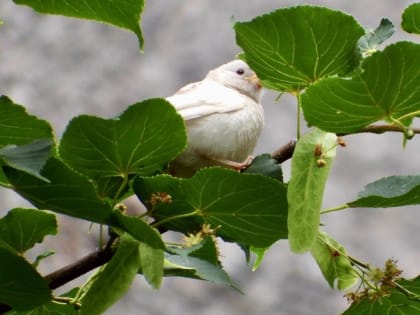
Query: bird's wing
[[166, 80, 248, 120]]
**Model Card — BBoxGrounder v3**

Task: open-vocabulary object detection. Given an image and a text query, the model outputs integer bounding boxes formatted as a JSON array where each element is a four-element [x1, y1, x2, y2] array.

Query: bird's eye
[[236, 69, 245, 75]]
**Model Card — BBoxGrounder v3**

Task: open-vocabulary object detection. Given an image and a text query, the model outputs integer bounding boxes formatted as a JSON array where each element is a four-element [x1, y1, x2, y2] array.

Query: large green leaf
[[235, 6, 364, 92], [287, 129, 337, 253], [402, 3, 420, 34], [13, 0, 145, 49], [0, 96, 53, 186], [0, 208, 57, 254], [343, 277, 420, 315], [311, 231, 358, 290], [301, 41, 420, 134], [80, 234, 141, 315], [135, 168, 288, 248], [0, 245, 51, 311], [5, 157, 165, 249], [349, 175, 420, 208], [59, 99, 186, 199]]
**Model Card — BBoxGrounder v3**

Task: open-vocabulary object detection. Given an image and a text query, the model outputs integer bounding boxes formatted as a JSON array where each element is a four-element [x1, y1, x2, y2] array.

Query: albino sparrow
[[167, 60, 264, 177]]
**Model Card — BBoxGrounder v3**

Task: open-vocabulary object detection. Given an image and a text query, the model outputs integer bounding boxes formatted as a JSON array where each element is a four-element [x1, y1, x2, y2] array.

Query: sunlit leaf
[[59, 98, 186, 200], [235, 6, 364, 92], [301, 42, 420, 134], [287, 129, 337, 253], [311, 231, 358, 290]]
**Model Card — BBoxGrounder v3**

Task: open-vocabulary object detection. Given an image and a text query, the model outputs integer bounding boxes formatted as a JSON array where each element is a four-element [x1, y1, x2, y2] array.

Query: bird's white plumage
[[166, 79, 250, 120], [166, 60, 264, 177]]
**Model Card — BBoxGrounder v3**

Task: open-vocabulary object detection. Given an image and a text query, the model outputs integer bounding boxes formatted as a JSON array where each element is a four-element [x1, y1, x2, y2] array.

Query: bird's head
[[206, 60, 262, 102]]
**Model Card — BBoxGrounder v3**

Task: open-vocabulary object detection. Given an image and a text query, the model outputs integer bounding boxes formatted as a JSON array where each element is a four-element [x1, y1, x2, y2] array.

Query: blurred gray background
[[1, 1, 419, 314]]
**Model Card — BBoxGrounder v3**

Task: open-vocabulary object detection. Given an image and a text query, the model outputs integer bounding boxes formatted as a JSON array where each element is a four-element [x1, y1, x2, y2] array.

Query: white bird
[[167, 59, 264, 177]]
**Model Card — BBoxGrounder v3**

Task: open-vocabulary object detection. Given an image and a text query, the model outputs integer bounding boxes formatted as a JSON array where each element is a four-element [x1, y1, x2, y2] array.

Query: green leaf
[[5, 157, 165, 249], [301, 41, 420, 134], [139, 243, 164, 289], [0, 245, 51, 311], [6, 288, 79, 315], [349, 175, 420, 208], [165, 238, 234, 288], [5, 157, 113, 223], [402, 3, 420, 34], [357, 18, 395, 57], [250, 246, 269, 271], [343, 277, 420, 315], [109, 212, 165, 250], [235, 6, 364, 92], [0, 96, 53, 186], [311, 231, 358, 290], [243, 153, 283, 181], [0, 208, 57, 253], [287, 129, 337, 253], [59, 98, 186, 199], [135, 168, 288, 248], [13, 0, 145, 49], [0, 139, 52, 182], [80, 234, 140, 315]]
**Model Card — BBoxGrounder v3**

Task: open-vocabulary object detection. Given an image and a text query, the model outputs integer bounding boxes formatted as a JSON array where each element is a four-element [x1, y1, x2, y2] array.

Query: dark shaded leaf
[[0, 245, 51, 311], [243, 153, 283, 181], [349, 175, 420, 208]]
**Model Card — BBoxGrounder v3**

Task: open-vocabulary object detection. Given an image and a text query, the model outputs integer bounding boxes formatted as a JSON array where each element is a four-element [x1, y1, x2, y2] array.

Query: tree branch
[[44, 245, 114, 290], [339, 124, 420, 136], [271, 139, 297, 164]]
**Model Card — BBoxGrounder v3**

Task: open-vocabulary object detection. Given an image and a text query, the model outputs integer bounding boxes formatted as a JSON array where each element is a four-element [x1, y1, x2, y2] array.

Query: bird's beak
[[245, 74, 262, 89]]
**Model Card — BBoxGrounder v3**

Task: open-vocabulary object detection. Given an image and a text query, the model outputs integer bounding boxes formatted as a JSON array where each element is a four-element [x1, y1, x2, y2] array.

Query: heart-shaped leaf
[[235, 6, 364, 92], [135, 168, 288, 248], [402, 3, 420, 35], [0, 208, 57, 254], [301, 41, 420, 134], [59, 99, 186, 199]]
